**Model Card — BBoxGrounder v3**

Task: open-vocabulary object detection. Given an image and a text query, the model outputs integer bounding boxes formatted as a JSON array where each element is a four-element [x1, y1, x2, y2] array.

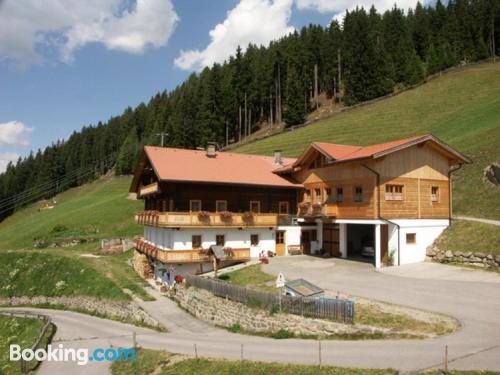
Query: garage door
[[323, 224, 339, 256]]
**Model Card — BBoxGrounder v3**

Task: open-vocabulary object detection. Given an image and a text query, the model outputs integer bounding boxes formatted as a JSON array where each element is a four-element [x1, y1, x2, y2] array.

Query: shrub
[[272, 329, 295, 339], [51, 224, 68, 233], [218, 274, 230, 281], [246, 296, 264, 309], [228, 323, 242, 333]]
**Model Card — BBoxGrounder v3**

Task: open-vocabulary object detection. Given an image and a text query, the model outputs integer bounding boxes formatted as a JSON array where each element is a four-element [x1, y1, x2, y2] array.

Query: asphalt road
[[3, 258, 500, 374]]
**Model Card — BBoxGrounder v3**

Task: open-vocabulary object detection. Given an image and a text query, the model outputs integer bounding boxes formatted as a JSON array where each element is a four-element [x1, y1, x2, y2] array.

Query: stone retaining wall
[[0, 296, 159, 327], [133, 250, 154, 279], [426, 245, 500, 268], [172, 285, 390, 337]]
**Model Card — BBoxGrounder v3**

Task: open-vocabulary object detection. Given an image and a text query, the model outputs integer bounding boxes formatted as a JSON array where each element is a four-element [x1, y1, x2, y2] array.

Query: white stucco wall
[[144, 227, 277, 258], [389, 219, 449, 265], [153, 260, 209, 285]]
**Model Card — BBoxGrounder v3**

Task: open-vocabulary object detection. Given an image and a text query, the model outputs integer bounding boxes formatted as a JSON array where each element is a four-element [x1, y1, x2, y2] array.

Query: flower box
[[219, 211, 234, 220]]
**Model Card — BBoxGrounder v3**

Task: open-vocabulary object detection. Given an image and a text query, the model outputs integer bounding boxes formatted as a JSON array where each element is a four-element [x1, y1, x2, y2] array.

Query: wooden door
[[301, 231, 311, 254], [275, 230, 286, 256], [380, 224, 388, 263], [323, 224, 340, 256]]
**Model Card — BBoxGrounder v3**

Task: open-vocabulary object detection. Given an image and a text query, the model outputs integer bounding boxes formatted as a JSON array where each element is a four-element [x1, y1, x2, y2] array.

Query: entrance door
[[301, 230, 311, 254], [275, 230, 286, 256], [323, 224, 340, 256]]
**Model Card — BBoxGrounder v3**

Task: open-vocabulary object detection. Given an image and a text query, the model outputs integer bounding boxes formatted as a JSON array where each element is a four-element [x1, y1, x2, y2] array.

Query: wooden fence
[[185, 274, 354, 323], [0, 311, 55, 373]]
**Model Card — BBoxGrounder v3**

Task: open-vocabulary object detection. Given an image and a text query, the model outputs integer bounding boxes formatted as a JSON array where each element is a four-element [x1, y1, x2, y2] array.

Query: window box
[[197, 211, 210, 220], [219, 211, 234, 221]]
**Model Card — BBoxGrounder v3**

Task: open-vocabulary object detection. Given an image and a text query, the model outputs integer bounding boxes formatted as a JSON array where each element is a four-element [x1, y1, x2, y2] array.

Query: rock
[[454, 251, 463, 257], [487, 254, 493, 260], [462, 252, 472, 258], [469, 256, 482, 263], [426, 247, 437, 257], [483, 163, 500, 186], [445, 250, 453, 258], [475, 252, 486, 258], [495, 255, 500, 263]]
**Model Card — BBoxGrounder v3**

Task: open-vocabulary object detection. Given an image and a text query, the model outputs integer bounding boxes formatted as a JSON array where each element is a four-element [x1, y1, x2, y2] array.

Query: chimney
[[206, 142, 217, 157], [274, 150, 282, 165]]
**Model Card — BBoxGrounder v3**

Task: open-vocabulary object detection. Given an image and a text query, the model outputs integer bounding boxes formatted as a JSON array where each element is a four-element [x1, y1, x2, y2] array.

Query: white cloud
[[0, 0, 179, 68], [0, 152, 20, 173], [0, 121, 33, 146], [296, 0, 419, 17], [174, 0, 294, 71]]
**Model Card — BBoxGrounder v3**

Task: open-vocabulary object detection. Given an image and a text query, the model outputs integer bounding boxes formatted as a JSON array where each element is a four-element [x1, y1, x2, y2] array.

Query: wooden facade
[[294, 142, 455, 220]]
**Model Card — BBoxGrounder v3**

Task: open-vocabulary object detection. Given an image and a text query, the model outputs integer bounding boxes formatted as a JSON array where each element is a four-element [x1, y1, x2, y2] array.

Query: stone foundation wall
[[0, 295, 158, 327], [133, 249, 154, 279], [172, 285, 388, 337], [426, 245, 500, 268]]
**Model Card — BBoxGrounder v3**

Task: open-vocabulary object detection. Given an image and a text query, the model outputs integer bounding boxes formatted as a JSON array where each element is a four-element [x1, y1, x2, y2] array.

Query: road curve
[[2, 259, 500, 374]]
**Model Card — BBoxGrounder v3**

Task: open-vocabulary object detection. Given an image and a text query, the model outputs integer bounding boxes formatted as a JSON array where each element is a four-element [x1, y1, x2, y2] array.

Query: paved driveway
[[4, 258, 500, 374]]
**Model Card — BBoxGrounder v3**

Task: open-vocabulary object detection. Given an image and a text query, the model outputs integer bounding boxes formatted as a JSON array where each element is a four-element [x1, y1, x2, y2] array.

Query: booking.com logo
[[10, 344, 136, 366]]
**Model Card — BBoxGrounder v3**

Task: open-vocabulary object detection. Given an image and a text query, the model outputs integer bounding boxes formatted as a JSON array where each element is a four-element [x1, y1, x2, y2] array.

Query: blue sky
[[0, 0, 418, 172]]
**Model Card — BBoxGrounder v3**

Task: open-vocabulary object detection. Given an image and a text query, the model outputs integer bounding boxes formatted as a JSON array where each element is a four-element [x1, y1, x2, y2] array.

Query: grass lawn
[[0, 176, 142, 250], [111, 348, 397, 375], [433, 221, 500, 256], [0, 315, 55, 375], [218, 264, 277, 292], [235, 61, 500, 220], [420, 371, 500, 375], [0, 251, 129, 300]]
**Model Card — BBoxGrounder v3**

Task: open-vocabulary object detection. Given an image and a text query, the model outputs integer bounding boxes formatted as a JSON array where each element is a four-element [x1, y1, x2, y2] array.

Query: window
[[354, 186, 363, 202], [336, 187, 344, 203], [406, 233, 416, 244], [279, 201, 289, 215], [216, 200, 227, 212], [216, 234, 225, 246], [314, 188, 322, 204], [192, 235, 202, 249], [431, 186, 439, 202], [325, 188, 333, 203], [250, 234, 259, 246], [276, 231, 285, 244], [250, 201, 261, 213], [311, 230, 317, 241], [190, 200, 202, 212], [161, 200, 167, 212], [385, 184, 403, 201]]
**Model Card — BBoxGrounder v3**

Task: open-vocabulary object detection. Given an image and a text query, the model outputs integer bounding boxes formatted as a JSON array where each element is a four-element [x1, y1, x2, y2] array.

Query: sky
[[0, 0, 420, 172]]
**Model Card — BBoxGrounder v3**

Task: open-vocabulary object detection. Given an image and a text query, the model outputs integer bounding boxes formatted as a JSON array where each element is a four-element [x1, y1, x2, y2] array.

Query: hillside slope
[[0, 176, 141, 250], [235, 62, 500, 220]]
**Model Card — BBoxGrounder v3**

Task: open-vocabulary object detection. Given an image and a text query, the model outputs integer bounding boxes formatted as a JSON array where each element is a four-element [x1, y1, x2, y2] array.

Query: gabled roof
[[130, 146, 301, 192], [277, 134, 470, 173]]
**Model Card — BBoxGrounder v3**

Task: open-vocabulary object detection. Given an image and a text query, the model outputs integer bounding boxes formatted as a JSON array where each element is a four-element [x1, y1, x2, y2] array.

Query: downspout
[[361, 164, 401, 266], [448, 164, 463, 224]]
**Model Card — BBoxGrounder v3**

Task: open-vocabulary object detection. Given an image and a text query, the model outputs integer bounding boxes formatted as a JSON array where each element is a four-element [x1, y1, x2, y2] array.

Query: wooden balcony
[[134, 211, 281, 228], [139, 182, 159, 197], [298, 203, 336, 218], [134, 238, 250, 264]]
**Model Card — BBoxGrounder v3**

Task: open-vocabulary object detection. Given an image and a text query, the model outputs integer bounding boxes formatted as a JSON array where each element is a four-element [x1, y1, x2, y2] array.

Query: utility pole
[[156, 133, 169, 147], [337, 48, 342, 103], [244, 92, 248, 137], [269, 87, 273, 125], [314, 63, 319, 109]]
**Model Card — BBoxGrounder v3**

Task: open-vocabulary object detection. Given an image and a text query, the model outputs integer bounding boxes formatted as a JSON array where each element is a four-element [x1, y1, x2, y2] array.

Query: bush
[[51, 224, 68, 233], [272, 329, 295, 339], [218, 274, 230, 281], [228, 323, 241, 333]]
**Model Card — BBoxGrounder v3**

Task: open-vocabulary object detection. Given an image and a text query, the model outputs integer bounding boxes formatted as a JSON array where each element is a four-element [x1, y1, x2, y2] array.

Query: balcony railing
[[134, 238, 250, 264], [134, 211, 282, 228], [298, 202, 336, 217]]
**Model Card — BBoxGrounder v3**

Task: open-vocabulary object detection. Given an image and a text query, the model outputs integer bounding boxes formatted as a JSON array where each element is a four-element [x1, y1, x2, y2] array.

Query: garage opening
[[346, 224, 375, 264]]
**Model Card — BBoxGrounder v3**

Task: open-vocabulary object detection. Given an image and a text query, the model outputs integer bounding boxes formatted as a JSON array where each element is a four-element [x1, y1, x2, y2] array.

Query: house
[[130, 134, 469, 281]]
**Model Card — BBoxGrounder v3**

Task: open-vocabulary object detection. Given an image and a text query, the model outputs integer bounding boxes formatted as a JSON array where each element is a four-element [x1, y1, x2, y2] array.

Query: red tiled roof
[[314, 135, 427, 162], [142, 146, 300, 188], [286, 134, 470, 171]]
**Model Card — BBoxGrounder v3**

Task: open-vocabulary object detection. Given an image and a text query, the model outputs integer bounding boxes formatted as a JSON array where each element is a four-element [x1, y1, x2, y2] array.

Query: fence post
[[444, 345, 448, 372], [241, 343, 244, 362], [318, 340, 322, 369], [194, 343, 198, 359]]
